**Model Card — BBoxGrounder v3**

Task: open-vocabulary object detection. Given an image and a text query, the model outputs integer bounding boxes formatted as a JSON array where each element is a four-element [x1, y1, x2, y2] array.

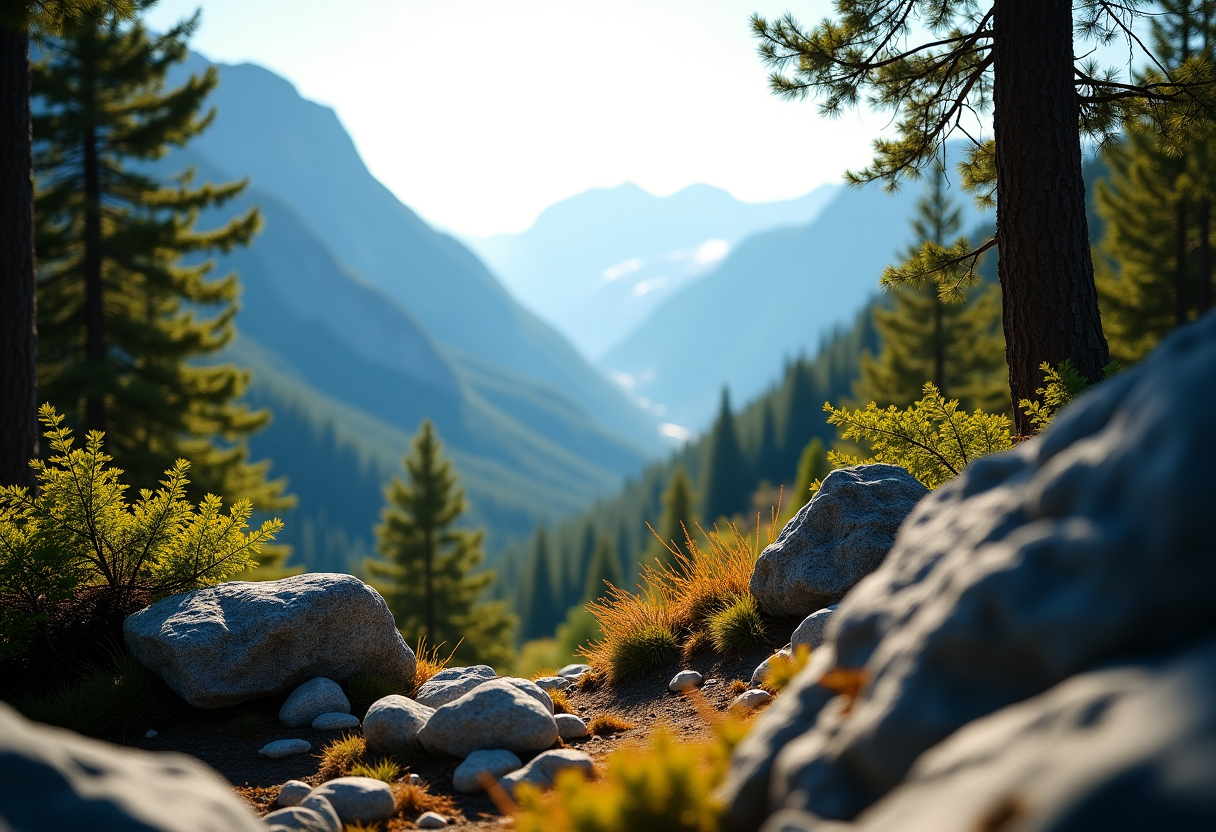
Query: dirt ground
[[117, 622, 800, 829]]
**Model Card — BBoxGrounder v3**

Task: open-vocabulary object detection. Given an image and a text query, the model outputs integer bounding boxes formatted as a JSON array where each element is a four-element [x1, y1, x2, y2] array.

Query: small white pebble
[[409, 773, 425, 786], [144, 729, 158, 738], [416, 811, 448, 828], [705, 679, 718, 686], [730, 689, 773, 712], [258, 738, 311, 759], [668, 669, 703, 693]]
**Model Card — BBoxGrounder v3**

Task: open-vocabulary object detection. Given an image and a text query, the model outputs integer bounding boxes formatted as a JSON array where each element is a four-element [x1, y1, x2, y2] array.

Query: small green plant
[[824, 382, 1013, 489], [349, 759, 400, 782], [345, 671, 405, 717], [1018, 359, 1120, 433], [229, 712, 267, 738], [587, 712, 635, 736], [608, 624, 679, 683], [318, 733, 366, 779], [0, 406, 282, 649], [707, 596, 767, 657]]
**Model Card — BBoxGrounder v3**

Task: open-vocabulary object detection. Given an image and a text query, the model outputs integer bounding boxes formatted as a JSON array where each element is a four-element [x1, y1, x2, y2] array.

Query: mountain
[[171, 56, 662, 454], [464, 183, 839, 360], [601, 179, 990, 431]]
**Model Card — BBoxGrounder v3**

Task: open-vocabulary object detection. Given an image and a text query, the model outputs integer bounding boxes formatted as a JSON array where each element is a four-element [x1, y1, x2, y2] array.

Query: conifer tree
[[1096, 2, 1216, 364], [646, 465, 697, 569], [751, 1, 1216, 435], [31, 6, 286, 508], [521, 527, 561, 642], [792, 436, 829, 512], [566, 521, 597, 607], [855, 169, 1007, 413], [367, 420, 515, 666], [701, 389, 748, 522], [582, 534, 623, 602], [753, 400, 783, 485]]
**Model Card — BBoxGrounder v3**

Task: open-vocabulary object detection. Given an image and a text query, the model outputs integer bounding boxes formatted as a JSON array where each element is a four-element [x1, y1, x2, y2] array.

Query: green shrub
[[0, 406, 282, 651], [1018, 359, 1120, 433], [349, 759, 400, 782], [345, 670, 405, 716], [229, 712, 268, 738], [707, 596, 766, 657], [607, 624, 679, 683]]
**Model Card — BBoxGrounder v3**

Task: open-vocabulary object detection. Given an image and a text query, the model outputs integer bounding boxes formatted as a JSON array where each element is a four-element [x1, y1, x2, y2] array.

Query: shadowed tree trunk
[[0, 26, 38, 488], [83, 123, 105, 433], [1198, 197, 1211, 315], [1176, 201, 1190, 325], [993, 0, 1110, 436]]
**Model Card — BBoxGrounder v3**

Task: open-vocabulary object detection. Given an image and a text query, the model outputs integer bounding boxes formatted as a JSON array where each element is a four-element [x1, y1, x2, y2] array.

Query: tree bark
[[0, 27, 39, 489], [1198, 197, 1211, 315], [83, 123, 106, 434], [994, 0, 1110, 437]]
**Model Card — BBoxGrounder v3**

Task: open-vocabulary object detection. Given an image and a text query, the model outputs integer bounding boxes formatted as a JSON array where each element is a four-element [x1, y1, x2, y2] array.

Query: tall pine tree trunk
[[1176, 200, 1190, 325], [424, 531, 435, 644], [0, 28, 38, 489], [1198, 197, 1211, 315], [994, 0, 1109, 437], [83, 123, 105, 433]]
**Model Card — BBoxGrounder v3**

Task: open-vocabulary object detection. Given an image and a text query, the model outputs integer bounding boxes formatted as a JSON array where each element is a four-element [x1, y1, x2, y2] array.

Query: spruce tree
[[367, 420, 515, 666], [646, 465, 697, 569], [1096, 2, 1216, 364], [792, 436, 829, 512], [582, 534, 623, 602], [521, 527, 561, 642], [754, 400, 783, 485], [32, 6, 286, 508], [567, 521, 597, 607], [751, 2, 1216, 435], [855, 169, 1007, 413], [701, 388, 748, 522]]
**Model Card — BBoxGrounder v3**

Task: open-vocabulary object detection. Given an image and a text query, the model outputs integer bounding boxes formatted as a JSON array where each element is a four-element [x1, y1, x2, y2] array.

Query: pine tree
[[855, 169, 1007, 413], [792, 436, 829, 512], [701, 388, 748, 522], [0, 1, 135, 488], [646, 465, 697, 569], [521, 527, 561, 642], [1096, 2, 1216, 365], [32, 6, 286, 508], [566, 521, 597, 607], [753, 400, 783, 485], [750, 2, 1216, 435], [582, 535, 623, 602], [367, 420, 515, 666]]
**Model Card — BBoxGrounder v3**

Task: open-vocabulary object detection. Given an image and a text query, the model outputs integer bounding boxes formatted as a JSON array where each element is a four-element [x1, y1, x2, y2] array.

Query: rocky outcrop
[[124, 574, 416, 708], [724, 314, 1216, 831], [0, 701, 263, 831], [418, 679, 558, 757], [750, 465, 927, 617]]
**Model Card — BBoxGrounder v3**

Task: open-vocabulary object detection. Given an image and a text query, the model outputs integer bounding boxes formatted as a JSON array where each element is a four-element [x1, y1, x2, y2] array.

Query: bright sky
[[143, 0, 890, 236]]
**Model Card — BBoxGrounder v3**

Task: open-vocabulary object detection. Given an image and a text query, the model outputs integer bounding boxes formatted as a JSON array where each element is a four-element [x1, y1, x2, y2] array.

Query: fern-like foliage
[[0, 405, 282, 651], [1018, 359, 1122, 433], [824, 383, 1012, 489]]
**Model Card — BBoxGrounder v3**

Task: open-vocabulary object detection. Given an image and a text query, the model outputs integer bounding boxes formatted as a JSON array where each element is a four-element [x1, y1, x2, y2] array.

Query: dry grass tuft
[[708, 595, 767, 657], [317, 733, 366, 780], [680, 628, 714, 662], [574, 670, 604, 692], [530, 667, 558, 681], [341, 823, 378, 832], [549, 688, 572, 714], [410, 636, 458, 696], [392, 781, 460, 819], [587, 712, 635, 735], [728, 680, 750, 696], [580, 514, 783, 683], [228, 712, 267, 738]]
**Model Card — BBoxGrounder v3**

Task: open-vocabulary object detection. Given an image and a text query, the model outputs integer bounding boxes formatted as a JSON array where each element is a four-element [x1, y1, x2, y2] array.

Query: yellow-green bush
[[707, 596, 766, 657]]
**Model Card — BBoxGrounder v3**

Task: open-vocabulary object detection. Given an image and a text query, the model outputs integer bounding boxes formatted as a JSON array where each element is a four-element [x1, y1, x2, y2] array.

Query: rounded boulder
[[362, 694, 434, 754], [418, 679, 558, 757]]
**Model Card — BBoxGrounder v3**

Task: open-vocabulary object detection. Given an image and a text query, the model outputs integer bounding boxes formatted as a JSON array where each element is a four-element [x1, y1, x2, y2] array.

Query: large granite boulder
[[0, 701, 263, 830], [724, 314, 1216, 831], [418, 679, 558, 757], [124, 573, 416, 708], [750, 465, 928, 617], [362, 694, 434, 754], [765, 632, 1216, 832]]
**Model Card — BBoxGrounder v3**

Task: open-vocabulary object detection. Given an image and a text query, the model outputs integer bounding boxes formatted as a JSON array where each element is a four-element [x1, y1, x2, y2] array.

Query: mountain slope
[[602, 180, 989, 430], [172, 56, 662, 453], [465, 182, 839, 359]]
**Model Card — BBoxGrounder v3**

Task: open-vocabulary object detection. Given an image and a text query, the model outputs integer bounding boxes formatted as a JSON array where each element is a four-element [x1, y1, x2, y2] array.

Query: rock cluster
[[413, 665, 496, 709], [418, 679, 559, 757], [279, 677, 350, 727], [724, 314, 1216, 831]]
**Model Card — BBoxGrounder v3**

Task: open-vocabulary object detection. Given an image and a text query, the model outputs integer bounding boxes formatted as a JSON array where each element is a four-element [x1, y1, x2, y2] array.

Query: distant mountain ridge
[[465, 182, 839, 360]]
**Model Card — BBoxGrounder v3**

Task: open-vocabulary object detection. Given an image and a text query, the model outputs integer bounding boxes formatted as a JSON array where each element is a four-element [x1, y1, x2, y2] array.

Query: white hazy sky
[[143, 0, 894, 237]]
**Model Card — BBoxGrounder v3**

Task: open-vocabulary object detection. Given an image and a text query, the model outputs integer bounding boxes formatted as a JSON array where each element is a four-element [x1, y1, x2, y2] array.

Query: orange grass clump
[[410, 637, 458, 696], [392, 781, 460, 820], [317, 733, 366, 779], [587, 712, 635, 735], [549, 688, 572, 714], [728, 680, 750, 696]]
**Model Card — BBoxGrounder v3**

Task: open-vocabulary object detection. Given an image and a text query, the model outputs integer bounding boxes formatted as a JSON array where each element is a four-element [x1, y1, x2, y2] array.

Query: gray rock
[[765, 633, 1216, 832], [750, 465, 928, 617], [416, 811, 449, 828], [558, 663, 592, 677], [751, 648, 792, 689], [362, 694, 434, 753], [453, 749, 524, 793], [669, 670, 703, 692], [261, 807, 333, 832], [555, 713, 589, 739], [413, 665, 497, 709], [534, 675, 572, 691], [418, 679, 559, 757], [297, 795, 341, 832], [790, 606, 837, 652], [259, 739, 311, 759], [725, 314, 1216, 831], [0, 700, 263, 831], [307, 777, 396, 825], [408, 773, 424, 786], [124, 573, 415, 708], [492, 677, 554, 714], [277, 779, 313, 807], [731, 690, 773, 712], [311, 712, 360, 731], [280, 677, 350, 727], [145, 729, 158, 738], [499, 749, 595, 796]]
